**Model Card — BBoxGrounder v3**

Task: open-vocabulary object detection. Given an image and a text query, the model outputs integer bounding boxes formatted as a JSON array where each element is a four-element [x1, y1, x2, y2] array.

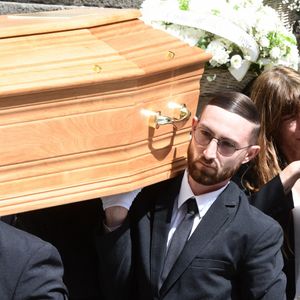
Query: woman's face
[[277, 109, 300, 163]]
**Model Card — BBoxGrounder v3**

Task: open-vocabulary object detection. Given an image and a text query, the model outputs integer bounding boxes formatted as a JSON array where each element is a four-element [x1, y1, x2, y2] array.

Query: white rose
[[210, 50, 229, 66], [230, 55, 243, 69], [270, 47, 281, 60], [206, 40, 230, 66], [259, 36, 270, 48]]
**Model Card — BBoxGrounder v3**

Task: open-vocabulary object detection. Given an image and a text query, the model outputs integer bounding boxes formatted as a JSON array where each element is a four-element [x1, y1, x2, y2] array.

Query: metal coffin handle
[[141, 102, 191, 129]]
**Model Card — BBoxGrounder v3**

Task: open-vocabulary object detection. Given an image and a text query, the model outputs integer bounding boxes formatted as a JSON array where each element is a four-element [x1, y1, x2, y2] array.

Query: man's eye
[[220, 140, 235, 149], [200, 130, 212, 137]]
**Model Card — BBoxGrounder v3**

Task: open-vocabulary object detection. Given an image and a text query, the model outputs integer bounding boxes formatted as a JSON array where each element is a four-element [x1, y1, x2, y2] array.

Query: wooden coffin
[[0, 7, 211, 215]]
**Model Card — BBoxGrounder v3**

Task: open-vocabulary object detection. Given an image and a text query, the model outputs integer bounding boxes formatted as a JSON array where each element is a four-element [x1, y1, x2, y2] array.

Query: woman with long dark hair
[[235, 65, 300, 299]]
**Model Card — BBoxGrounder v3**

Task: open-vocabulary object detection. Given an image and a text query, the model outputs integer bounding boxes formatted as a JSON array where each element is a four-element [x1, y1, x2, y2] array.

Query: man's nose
[[203, 138, 218, 159]]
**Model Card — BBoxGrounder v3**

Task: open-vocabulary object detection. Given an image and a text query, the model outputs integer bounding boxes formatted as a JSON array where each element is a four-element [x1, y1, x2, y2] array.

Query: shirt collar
[[178, 169, 229, 216]]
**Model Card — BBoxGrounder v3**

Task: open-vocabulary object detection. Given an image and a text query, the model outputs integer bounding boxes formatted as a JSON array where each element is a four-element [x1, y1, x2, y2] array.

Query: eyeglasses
[[193, 127, 252, 157]]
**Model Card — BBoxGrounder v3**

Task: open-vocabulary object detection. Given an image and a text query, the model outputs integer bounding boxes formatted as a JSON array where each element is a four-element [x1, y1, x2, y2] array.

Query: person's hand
[[279, 160, 300, 194], [101, 189, 141, 229]]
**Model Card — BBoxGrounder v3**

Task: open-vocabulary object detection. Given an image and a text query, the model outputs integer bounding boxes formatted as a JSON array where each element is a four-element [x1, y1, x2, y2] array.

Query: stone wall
[[0, 0, 142, 14]]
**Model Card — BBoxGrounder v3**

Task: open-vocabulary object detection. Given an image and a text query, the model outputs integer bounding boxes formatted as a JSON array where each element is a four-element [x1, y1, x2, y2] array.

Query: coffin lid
[[0, 8, 211, 98], [0, 7, 141, 38], [0, 8, 211, 215]]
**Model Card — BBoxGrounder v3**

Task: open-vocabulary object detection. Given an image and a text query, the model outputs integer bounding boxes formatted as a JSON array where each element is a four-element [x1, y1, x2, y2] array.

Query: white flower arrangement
[[141, 0, 299, 81], [282, 0, 300, 12]]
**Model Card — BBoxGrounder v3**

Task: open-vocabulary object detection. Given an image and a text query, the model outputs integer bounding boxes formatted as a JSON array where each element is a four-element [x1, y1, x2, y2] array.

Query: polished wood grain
[[0, 8, 211, 215]]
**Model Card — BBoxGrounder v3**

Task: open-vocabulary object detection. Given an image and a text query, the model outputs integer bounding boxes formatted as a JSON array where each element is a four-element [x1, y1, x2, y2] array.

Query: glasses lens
[[218, 140, 236, 156], [194, 129, 211, 146], [194, 128, 237, 156]]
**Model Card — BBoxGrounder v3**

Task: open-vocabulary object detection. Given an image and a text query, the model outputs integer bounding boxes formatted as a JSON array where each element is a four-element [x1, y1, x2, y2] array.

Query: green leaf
[[178, 0, 190, 10], [211, 8, 221, 15]]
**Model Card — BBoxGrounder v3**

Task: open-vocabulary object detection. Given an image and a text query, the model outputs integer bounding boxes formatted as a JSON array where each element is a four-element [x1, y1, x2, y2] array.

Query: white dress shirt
[[102, 169, 229, 242], [166, 170, 228, 249]]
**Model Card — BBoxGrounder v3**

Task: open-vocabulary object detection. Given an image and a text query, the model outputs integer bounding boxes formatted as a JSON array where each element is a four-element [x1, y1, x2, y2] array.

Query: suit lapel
[[159, 182, 240, 296], [150, 175, 182, 297]]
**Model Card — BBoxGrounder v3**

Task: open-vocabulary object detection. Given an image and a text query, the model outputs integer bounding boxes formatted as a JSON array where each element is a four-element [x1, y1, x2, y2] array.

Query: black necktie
[[160, 197, 199, 284]]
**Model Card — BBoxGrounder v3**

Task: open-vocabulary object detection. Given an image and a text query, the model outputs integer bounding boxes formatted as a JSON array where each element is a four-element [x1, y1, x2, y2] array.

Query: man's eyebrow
[[198, 123, 238, 145], [197, 124, 211, 131]]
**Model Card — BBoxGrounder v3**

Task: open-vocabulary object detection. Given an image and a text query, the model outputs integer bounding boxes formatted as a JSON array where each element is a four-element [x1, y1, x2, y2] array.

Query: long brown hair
[[246, 65, 300, 191]]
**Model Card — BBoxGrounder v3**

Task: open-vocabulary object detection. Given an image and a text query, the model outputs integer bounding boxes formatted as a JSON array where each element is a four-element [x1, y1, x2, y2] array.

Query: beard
[[187, 142, 240, 186]]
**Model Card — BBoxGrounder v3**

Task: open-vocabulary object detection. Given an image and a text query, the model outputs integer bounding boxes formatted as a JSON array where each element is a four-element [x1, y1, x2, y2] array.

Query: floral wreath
[[141, 0, 299, 81]]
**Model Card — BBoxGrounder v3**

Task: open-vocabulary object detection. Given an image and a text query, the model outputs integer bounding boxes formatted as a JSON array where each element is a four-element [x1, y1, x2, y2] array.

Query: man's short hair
[[200, 91, 261, 143]]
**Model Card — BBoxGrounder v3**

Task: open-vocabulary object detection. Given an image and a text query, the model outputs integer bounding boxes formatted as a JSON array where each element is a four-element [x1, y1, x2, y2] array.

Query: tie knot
[[186, 197, 198, 215]]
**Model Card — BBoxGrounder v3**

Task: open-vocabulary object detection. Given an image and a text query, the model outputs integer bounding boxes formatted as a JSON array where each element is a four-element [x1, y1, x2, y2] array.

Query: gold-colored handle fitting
[[141, 102, 191, 129]]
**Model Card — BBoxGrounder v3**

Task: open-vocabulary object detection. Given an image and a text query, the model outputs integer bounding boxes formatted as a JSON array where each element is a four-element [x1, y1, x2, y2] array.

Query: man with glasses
[[96, 91, 286, 300]]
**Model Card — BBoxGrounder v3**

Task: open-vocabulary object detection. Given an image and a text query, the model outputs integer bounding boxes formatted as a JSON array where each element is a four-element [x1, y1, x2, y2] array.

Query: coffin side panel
[[0, 9, 210, 215]]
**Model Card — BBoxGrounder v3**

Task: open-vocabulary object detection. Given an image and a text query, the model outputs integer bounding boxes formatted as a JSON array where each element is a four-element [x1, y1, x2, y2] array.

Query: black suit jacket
[[96, 174, 286, 300], [241, 175, 295, 300], [14, 199, 103, 300], [0, 220, 68, 300]]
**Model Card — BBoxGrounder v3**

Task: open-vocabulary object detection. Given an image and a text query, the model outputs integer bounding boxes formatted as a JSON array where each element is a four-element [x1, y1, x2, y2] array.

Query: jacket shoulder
[[225, 182, 282, 231], [0, 220, 57, 263]]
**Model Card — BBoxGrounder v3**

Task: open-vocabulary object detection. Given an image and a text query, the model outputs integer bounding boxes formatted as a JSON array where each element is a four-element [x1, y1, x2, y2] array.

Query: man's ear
[[242, 145, 260, 164], [192, 116, 199, 128]]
